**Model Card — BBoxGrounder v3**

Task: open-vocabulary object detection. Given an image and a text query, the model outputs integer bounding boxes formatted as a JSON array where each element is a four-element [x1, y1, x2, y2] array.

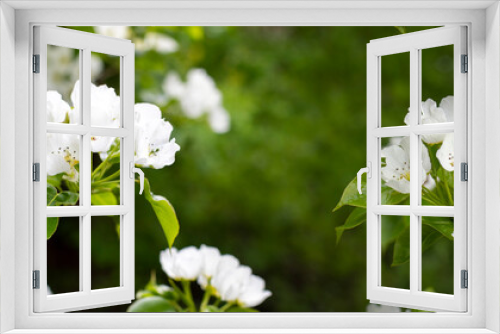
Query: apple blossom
[[237, 274, 272, 308], [134, 103, 181, 169], [163, 69, 231, 133], [436, 133, 454, 172], [46, 133, 80, 179], [47, 91, 71, 123], [136, 32, 179, 54], [404, 96, 454, 144], [160, 246, 202, 281], [381, 137, 431, 194]]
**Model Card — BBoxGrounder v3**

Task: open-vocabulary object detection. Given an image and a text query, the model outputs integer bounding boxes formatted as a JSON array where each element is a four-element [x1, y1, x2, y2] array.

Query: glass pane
[[381, 215, 410, 289], [47, 216, 80, 294], [381, 52, 410, 128], [421, 217, 454, 294], [91, 137, 121, 205], [420, 45, 454, 125], [420, 133, 454, 206], [91, 52, 121, 128], [47, 45, 80, 124], [91, 215, 121, 290], [46, 133, 81, 206], [380, 137, 411, 205]]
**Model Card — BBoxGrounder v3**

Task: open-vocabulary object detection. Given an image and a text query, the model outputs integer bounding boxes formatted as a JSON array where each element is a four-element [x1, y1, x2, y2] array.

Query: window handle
[[130, 162, 145, 195], [357, 162, 372, 195]]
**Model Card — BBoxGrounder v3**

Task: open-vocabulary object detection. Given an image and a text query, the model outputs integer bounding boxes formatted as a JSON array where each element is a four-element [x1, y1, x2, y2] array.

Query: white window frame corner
[[1, 1, 499, 333]]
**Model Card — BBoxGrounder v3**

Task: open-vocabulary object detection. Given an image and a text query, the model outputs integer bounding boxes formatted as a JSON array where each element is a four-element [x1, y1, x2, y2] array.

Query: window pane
[[421, 216, 454, 294], [91, 137, 121, 205], [380, 137, 411, 205], [47, 216, 80, 294], [420, 45, 454, 125], [46, 133, 81, 206], [91, 215, 121, 290], [47, 45, 80, 125], [381, 215, 410, 290], [420, 133, 454, 206], [381, 52, 410, 128], [91, 52, 121, 128]]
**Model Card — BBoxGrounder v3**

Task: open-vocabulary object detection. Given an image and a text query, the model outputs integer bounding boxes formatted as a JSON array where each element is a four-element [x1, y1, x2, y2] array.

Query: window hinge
[[33, 270, 40, 289], [33, 54, 40, 73], [461, 162, 468, 181], [461, 54, 468, 73], [33, 163, 40, 182], [461, 270, 468, 289]]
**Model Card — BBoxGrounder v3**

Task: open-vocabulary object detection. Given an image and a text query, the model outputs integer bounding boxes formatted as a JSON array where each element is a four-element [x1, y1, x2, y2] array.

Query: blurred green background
[[48, 26, 455, 312]]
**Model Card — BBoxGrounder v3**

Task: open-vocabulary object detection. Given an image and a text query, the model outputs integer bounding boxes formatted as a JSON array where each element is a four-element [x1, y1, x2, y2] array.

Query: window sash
[[366, 26, 468, 312], [32, 25, 136, 313]]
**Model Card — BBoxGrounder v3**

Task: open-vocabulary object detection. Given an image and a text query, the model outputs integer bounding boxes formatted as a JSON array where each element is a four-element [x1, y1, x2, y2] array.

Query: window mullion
[[409, 48, 420, 294], [81, 48, 92, 294]]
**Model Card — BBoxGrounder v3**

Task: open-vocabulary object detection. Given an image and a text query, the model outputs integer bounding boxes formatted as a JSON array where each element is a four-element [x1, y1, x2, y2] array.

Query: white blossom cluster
[[164, 69, 231, 134], [160, 245, 272, 308], [381, 96, 455, 194], [95, 26, 179, 54], [46, 81, 180, 176]]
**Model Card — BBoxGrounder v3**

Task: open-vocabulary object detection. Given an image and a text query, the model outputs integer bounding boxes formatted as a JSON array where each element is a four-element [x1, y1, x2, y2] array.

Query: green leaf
[[127, 296, 177, 312], [380, 186, 409, 206], [394, 26, 406, 34], [333, 176, 409, 212], [47, 174, 63, 188], [422, 229, 444, 253], [333, 176, 367, 212], [91, 191, 118, 206], [392, 226, 410, 266], [47, 185, 58, 206], [335, 207, 366, 244], [47, 217, 59, 239], [382, 216, 409, 249], [422, 217, 454, 240], [55, 191, 79, 205], [143, 178, 180, 248], [226, 306, 258, 312]]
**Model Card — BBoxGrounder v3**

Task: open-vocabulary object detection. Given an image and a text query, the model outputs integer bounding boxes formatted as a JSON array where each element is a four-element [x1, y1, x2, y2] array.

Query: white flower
[[136, 32, 179, 54], [160, 246, 202, 281], [46, 133, 80, 178], [208, 107, 231, 134], [237, 275, 272, 308], [95, 26, 131, 39], [404, 96, 454, 144], [212, 265, 253, 302], [381, 137, 431, 194], [134, 103, 181, 169], [211, 263, 271, 307], [163, 69, 231, 133], [70, 81, 121, 153], [436, 133, 455, 172], [47, 91, 70, 123], [197, 245, 221, 288]]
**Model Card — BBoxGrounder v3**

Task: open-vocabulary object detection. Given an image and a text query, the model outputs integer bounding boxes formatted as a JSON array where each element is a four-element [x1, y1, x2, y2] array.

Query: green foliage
[[143, 178, 180, 248], [91, 192, 118, 206], [127, 296, 177, 312], [47, 217, 59, 239]]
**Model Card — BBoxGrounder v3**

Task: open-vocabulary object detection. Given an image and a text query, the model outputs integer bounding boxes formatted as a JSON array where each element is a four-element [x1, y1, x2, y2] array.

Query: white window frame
[[1, 1, 499, 333]]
